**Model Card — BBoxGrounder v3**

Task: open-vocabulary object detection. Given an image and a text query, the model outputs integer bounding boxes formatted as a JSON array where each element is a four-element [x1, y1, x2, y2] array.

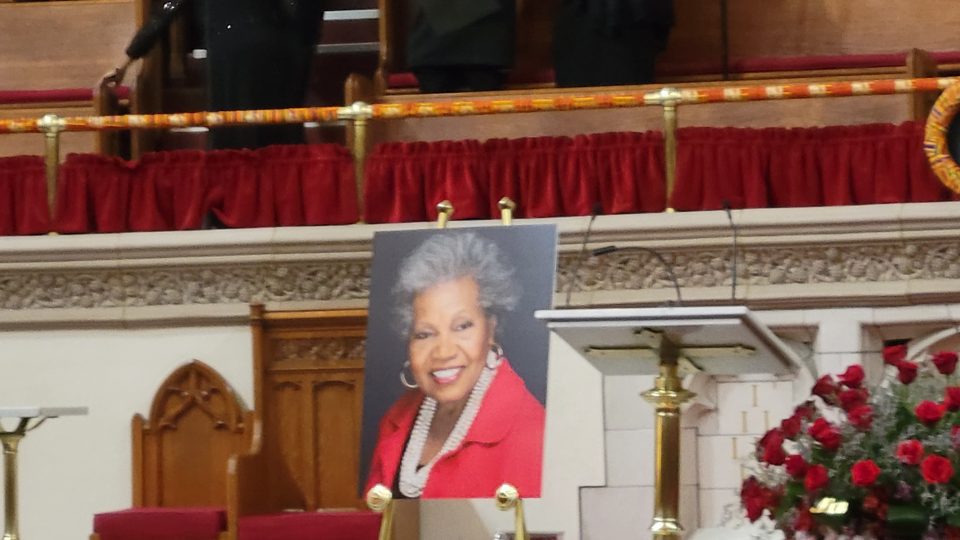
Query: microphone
[[125, 0, 188, 60], [564, 202, 603, 307], [591, 245, 683, 306], [721, 200, 739, 302]]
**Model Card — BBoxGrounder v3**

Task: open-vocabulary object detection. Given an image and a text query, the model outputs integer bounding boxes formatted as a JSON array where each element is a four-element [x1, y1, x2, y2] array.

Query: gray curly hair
[[393, 232, 521, 336]]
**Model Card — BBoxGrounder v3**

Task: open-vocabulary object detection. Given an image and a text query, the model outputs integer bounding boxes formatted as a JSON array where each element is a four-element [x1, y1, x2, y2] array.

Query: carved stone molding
[[557, 241, 960, 293], [3, 204, 960, 319], [0, 262, 370, 311]]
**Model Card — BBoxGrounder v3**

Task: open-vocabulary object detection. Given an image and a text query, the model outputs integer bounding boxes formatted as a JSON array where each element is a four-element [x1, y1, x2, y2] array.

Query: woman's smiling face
[[408, 276, 495, 410]]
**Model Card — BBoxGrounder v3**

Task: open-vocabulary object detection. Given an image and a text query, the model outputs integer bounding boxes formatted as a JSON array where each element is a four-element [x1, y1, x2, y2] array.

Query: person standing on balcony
[[408, 0, 516, 93], [109, 0, 323, 149], [553, 0, 674, 87]]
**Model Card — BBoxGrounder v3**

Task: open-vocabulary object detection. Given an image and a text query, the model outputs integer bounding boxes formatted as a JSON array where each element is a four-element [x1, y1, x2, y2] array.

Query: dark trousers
[[553, 3, 659, 88], [414, 66, 506, 93], [203, 0, 321, 149]]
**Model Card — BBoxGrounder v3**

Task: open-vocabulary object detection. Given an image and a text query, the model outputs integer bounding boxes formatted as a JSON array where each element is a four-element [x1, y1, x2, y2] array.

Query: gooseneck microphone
[[564, 202, 603, 307], [721, 200, 739, 302]]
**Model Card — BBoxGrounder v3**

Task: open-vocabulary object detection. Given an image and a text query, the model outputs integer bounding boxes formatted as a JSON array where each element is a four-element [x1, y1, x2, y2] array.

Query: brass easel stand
[[498, 197, 516, 225], [366, 484, 395, 540], [436, 200, 454, 228], [495, 484, 528, 540]]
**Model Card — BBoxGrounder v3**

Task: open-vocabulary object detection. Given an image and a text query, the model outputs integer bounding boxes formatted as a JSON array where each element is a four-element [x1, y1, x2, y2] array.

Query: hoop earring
[[400, 360, 418, 389], [487, 343, 504, 369]]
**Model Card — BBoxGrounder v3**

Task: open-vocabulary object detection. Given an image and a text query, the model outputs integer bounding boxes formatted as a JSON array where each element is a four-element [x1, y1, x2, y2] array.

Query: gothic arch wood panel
[[133, 360, 253, 507]]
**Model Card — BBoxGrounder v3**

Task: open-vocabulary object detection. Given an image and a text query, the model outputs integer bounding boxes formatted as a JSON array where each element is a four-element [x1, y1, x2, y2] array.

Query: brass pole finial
[[498, 197, 517, 225], [365, 484, 395, 540], [494, 483, 528, 540], [38, 114, 65, 231], [436, 200, 454, 228]]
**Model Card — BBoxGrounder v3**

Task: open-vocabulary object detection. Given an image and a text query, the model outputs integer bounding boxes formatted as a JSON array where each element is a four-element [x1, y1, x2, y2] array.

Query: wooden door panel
[[313, 377, 364, 508]]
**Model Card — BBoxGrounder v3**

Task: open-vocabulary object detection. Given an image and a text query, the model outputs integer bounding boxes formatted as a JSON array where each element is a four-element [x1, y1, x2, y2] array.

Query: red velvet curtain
[[0, 123, 949, 235], [0, 156, 48, 235], [365, 133, 669, 223], [57, 153, 132, 233], [44, 144, 357, 235], [672, 122, 948, 210], [364, 121, 947, 223]]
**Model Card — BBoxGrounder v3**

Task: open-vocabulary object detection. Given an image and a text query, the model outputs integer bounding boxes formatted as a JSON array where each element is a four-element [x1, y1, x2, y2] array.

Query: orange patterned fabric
[[0, 77, 955, 133], [924, 80, 960, 194]]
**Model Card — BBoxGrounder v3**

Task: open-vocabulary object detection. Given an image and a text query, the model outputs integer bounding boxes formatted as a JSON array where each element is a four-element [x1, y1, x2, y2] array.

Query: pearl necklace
[[398, 352, 499, 498]]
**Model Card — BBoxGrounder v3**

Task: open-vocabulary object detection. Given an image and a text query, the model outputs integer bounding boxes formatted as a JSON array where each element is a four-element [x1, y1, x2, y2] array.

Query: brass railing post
[[38, 114, 65, 229], [341, 101, 373, 223], [658, 88, 683, 213]]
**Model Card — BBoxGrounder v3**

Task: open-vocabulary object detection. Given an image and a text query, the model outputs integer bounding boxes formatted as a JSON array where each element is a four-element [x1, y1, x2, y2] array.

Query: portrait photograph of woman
[[360, 225, 557, 499]]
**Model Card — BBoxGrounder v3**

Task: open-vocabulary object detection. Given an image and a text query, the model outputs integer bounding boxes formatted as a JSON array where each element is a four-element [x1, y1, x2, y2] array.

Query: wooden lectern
[[536, 307, 804, 538]]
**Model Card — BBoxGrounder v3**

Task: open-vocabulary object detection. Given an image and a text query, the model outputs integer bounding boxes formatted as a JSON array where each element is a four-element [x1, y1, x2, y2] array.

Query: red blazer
[[365, 359, 545, 498]]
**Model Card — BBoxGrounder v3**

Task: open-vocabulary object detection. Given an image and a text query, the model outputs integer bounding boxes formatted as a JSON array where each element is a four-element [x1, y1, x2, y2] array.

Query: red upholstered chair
[[237, 511, 381, 540], [92, 507, 226, 540], [90, 361, 254, 540]]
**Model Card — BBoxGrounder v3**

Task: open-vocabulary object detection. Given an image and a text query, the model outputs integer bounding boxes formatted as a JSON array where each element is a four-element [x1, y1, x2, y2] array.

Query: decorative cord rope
[[0, 76, 955, 133]]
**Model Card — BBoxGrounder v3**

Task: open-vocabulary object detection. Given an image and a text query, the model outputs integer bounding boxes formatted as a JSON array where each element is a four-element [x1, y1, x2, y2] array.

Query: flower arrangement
[[740, 345, 960, 539]]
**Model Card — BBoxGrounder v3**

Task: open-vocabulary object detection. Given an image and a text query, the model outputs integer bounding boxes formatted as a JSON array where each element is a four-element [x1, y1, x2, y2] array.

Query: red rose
[[838, 388, 868, 411], [811, 375, 837, 402], [897, 361, 919, 384], [921, 454, 955, 484], [740, 476, 779, 522], [945, 387, 960, 412], [785, 454, 808, 478], [793, 401, 816, 419], [851, 459, 881, 486], [757, 429, 786, 465], [932, 351, 959, 375], [793, 504, 814, 532], [808, 417, 842, 451], [804, 464, 829, 491], [847, 404, 873, 430], [839, 364, 866, 388], [862, 494, 880, 514], [915, 400, 945, 425], [780, 414, 802, 439], [896, 439, 925, 465], [883, 344, 907, 365], [762, 440, 786, 466]]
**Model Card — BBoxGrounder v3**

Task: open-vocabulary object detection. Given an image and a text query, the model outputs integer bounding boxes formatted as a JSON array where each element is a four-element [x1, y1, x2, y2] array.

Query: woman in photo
[[365, 232, 545, 498]]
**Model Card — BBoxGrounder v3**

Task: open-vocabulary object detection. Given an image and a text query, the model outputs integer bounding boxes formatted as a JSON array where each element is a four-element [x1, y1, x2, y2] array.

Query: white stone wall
[[0, 326, 254, 540]]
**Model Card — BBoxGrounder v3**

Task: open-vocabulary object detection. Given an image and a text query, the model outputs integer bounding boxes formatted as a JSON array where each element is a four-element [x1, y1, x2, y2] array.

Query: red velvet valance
[[0, 122, 949, 235], [51, 144, 357, 234], [363, 121, 948, 223]]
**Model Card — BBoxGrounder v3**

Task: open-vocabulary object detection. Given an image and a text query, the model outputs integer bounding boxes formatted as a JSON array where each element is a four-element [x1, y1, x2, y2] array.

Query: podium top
[[536, 306, 803, 376], [0, 407, 88, 418]]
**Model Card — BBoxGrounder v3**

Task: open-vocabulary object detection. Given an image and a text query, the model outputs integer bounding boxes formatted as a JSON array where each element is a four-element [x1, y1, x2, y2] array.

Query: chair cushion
[[93, 507, 226, 540], [238, 511, 381, 540]]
